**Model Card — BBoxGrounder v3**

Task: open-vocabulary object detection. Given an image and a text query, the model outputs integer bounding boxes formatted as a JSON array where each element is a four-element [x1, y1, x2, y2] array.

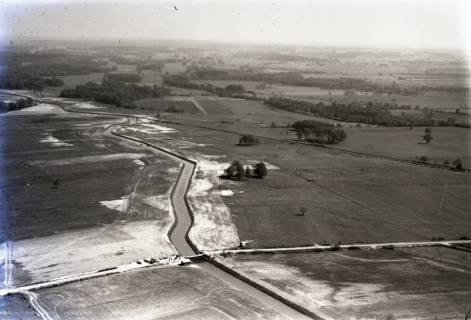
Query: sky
[[0, 0, 470, 51]]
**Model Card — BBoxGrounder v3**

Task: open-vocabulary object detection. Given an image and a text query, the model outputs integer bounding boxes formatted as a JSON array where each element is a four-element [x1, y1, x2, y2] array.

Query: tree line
[[163, 74, 255, 98], [292, 120, 347, 144], [0, 50, 108, 91], [60, 78, 169, 107], [265, 97, 470, 128], [187, 67, 468, 95]]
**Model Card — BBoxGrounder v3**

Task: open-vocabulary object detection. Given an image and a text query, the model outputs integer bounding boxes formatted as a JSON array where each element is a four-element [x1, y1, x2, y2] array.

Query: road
[[1, 92, 315, 320]]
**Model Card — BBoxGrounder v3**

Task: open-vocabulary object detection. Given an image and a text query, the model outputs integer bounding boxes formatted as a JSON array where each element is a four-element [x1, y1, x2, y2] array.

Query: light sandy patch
[[187, 158, 239, 250], [246, 160, 280, 170], [123, 124, 176, 135], [39, 134, 73, 147], [202, 155, 226, 159], [224, 259, 389, 320], [72, 102, 105, 109], [3, 103, 64, 115], [144, 195, 171, 212], [12, 220, 177, 286], [28, 152, 147, 166], [214, 190, 234, 196], [100, 197, 128, 213], [133, 159, 145, 166]]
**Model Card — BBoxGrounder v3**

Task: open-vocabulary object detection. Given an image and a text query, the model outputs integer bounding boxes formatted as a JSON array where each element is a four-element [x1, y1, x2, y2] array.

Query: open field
[[340, 126, 471, 167], [398, 246, 471, 270], [133, 98, 201, 114], [222, 249, 471, 320], [138, 70, 163, 86], [0, 107, 180, 286], [0, 294, 41, 320], [34, 265, 288, 320], [143, 119, 471, 248]]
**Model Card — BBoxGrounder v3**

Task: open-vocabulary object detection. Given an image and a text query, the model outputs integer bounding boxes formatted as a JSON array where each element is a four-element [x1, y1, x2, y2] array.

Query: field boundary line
[[290, 140, 471, 173], [0, 256, 194, 297], [207, 240, 471, 256]]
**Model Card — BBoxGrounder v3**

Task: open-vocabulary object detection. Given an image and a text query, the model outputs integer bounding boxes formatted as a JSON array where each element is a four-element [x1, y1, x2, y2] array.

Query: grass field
[[149, 120, 471, 248], [340, 126, 471, 167], [1, 108, 180, 286], [138, 70, 163, 86], [34, 265, 287, 320], [222, 249, 471, 320]]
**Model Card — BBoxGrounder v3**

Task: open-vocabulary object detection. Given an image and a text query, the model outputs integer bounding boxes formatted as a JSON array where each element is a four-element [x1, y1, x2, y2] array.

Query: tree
[[253, 162, 268, 179], [223, 160, 245, 180], [423, 127, 432, 144], [234, 161, 245, 179], [223, 164, 236, 178], [52, 179, 60, 189], [244, 166, 253, 178], [418, 156, 428, 163], [238, 135, 260, 146], [295, 128, 303, 140], [298, 206, 307, 216], [452, 158, 464, 171]]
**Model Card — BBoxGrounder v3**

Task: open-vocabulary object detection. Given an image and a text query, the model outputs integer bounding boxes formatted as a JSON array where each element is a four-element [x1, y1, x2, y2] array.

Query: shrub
[[252, 162, 268, 179], [238, 134, 260, 146], [418, 156, 428, 163], [452, 158, 464, 171]]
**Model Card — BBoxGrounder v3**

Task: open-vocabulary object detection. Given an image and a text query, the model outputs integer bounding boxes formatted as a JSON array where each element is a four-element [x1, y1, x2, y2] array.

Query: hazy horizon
[[1, 0, 470, 52]]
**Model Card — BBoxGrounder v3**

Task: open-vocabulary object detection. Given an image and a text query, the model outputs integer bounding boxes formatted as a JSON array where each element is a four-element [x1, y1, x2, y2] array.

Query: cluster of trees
[[0, 50, 109, 91], [0, 98, 34, 113], [265, 97, 470, 128], [221, 161, 268, 179], [162, 74, 252, 98], [292, 120, 347, 144], [60, 79, 169, 107], [417, 156, 465, 171], [238, 134, 260, 146]]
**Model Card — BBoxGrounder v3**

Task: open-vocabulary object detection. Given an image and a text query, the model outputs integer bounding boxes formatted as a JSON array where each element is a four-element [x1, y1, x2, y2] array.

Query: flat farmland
[[0, 108, 180, 286], [340, 126, 471, 167], [150, 121, 471, 248], [34, 265, 287, 320], [138, 70, 163, 86], [222, 249, 471, 320], [397, 246, 471, 270], [193, 97, 328, 127]]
